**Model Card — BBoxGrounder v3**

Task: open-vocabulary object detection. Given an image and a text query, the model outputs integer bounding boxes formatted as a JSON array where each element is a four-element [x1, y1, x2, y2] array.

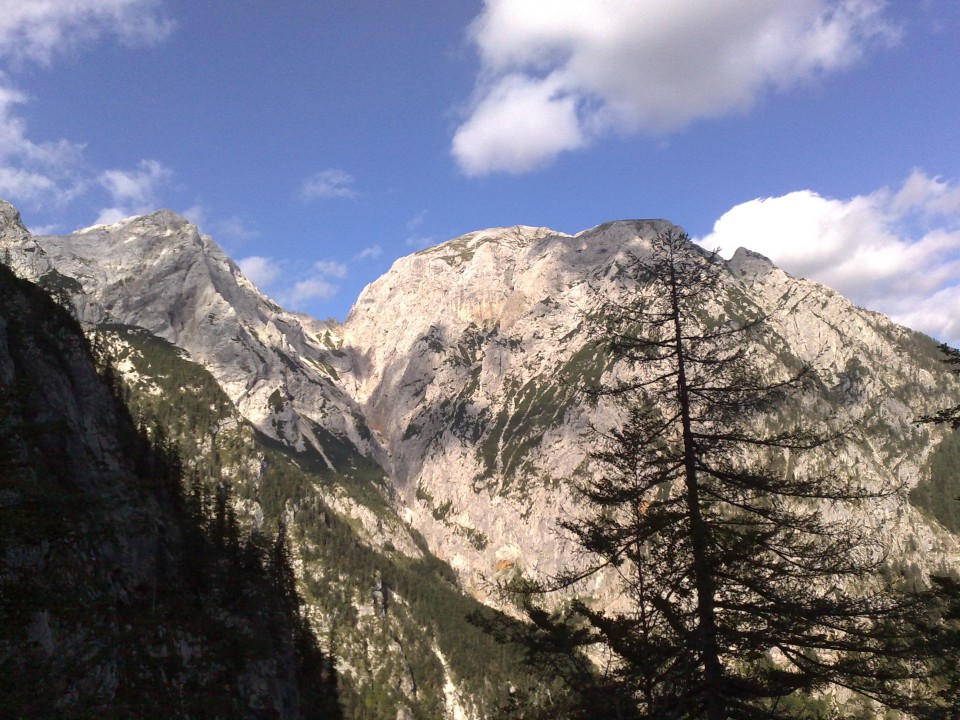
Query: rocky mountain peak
[[728, 246, 777, 278], [0, 202, 373, 463], [75, 207, 192, 234], [0, 198, 29, 241]]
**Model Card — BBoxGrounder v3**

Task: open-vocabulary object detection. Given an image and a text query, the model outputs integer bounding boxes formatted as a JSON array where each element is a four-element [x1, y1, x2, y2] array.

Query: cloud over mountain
[[453, 0, 898, 175], [699, 170, 960, 345], [95, 159, 174, 224]]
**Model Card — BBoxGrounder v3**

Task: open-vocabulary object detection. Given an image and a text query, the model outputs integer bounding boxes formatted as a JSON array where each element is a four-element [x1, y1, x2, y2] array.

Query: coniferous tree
[[918, 343, 960, 428], [914, 342, 960, 718], [212, 480, 240, 552], [557, 229, 928, 719], [271, 521, 300, 608]]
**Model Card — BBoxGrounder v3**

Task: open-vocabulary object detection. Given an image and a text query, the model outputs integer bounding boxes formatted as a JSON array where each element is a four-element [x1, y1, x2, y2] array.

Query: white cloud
[[92, 207, 131, 225], [215, 216, 259, 241], [238, 255, 282, 289], [0, 82, 85, 205], [181, 203, 206, 227], [236, 254, 348, 309], [301, 169, 356, 200], [25, 221, 60, 235], [287, 258, 347, 303], [405, 235, 435, 250], [99, 159, 171, 205], [453, 72, 585, 175], [0, 3, 174, 212], [406, 210, 428, 231], [0, 0, 173, 65], [454, 0, 898, 175], [182, 204, 259, 242], [356, 245, 383, 260], [313, 259, 347, 278], [698, 170, 960, 345], [95, 158, 173, 221], [0, 165, 54, 200], [291, 277, 338, 303]]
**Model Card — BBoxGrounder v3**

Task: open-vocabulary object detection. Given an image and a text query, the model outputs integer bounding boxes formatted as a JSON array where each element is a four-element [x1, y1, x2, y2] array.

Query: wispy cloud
[[356, 245, 383, 260], [0, 0, 173, 65], [312, 259, 347, 278], [405, 235, 435, 250], [0, 1, 174, 212], [94, 159, 174, 224], [0, 83, 85, 206], [406, 209, 428, 231], [184, 205, 259, 243], [214, 215, 259, 242], [301, 169, 357, 200], [698, 170, 960, 345], [236, 254, 350, 309], [453, 0, 899, 175]]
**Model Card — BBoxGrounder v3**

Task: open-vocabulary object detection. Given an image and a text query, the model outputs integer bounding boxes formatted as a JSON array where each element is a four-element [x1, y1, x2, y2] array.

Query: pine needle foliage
[[917, 343, 960, 429], [558, 230, 927, 719]]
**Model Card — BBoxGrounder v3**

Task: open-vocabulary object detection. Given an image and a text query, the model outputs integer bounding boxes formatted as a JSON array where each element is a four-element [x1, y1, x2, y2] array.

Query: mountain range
[[1, 197, 959, 718]]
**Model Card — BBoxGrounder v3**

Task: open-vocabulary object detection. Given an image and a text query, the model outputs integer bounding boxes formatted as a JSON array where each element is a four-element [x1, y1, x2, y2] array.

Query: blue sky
[[1, 1, 958, 343]]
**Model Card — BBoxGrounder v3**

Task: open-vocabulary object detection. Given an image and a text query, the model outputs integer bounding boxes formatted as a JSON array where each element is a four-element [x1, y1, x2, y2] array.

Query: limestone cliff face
[[340, 221, 960, 597]]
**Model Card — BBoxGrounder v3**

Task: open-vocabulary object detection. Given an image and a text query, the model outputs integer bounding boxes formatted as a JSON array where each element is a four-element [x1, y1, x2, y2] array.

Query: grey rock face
[[340, 220, 960, 597], [0, 199, 29, 241], [728, 246, 775, 278], [0, 209, 375, 467]]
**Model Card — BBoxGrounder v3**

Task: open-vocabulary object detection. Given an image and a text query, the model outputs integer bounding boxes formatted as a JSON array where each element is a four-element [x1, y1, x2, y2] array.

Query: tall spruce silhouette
[[556, 229, 928, 719]]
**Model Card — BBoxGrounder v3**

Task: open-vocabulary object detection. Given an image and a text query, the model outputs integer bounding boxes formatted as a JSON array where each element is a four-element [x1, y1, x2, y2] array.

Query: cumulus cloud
[[698, 169, 960, 345], [286, 258, 350, 305], [237, 255, 282, 289], [453, 0, 898, 175], [453, 73, 585, 175], [301, 169, 356, 200], [94, 158, 174, 223], [291, 277, 338, 303], [0, 0, 173, 65]]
